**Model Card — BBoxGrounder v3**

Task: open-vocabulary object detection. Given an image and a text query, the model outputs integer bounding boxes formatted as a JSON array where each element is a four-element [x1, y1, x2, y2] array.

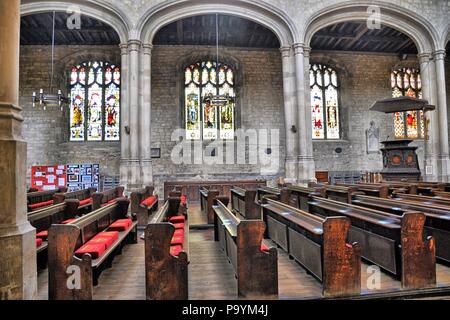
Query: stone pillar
[[0, 0, 37, 299], [433, 50, 450, 181], [293, 43, 315, 183], [127, 39, 142, 189], [419, 52, 439, 181], [140, 44, 153, 186], [119, 43, 131, 187], [280, 46, 298, 182]]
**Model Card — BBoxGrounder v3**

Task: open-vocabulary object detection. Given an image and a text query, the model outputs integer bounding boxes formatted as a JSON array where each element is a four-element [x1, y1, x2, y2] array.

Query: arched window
[[184, 60, 235, 140], [69, 61, 120, 142], [310, 63, 340, 140], [391, 67, 424, 139]]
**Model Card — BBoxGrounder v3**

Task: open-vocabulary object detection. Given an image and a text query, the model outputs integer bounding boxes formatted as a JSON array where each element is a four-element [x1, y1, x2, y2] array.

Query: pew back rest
[[27, 188, 66, 205], [54, 188, 96, 204], [130, 186, 154, 213], [92, 186, 125, 209], [28, 199, 79, 232]]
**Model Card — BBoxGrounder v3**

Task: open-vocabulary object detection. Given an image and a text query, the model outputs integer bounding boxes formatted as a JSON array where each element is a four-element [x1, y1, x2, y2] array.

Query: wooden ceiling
[[153, 14, 280, 48], [20, 12, 120, 45], [20, 13, 419, 54], [311, 21, 417, 54]]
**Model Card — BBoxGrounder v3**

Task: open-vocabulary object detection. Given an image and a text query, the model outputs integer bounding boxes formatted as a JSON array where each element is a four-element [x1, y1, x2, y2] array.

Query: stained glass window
[[184, 61, 235, 140], [310, 63, 340, 139], [69, 61, 120, 142], [391, 67, 423, 139]]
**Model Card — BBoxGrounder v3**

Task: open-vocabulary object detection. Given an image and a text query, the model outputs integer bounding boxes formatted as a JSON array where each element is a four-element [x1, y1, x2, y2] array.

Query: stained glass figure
[[310, 63, 340, 139], [390, 67, 423, 139], [184, 61, 235, 140], [69, 61, 120, 142]]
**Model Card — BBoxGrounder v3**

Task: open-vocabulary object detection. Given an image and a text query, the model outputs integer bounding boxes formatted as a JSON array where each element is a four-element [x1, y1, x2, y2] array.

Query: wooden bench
[[213, 199, 278, 299], [27, 187, 67, 212], [54, 188, 96, 213], [307, 196, 436, 289], [199, 187, 229, 224], [352, 194, 450, 263], [322, 185, 359, 204], [391, 191, 450, 207], [230, 186, 260, 219], [336, 183, 389, 198], [92, 186, 125, 210], [286, 185, 325, 211], [261, 198, 361, 297], [130, 186, 158, 227], [29, 199, 80, 269], [144, 197, 189, 300], [48, 198, 137, 300], [168, 190, 188, 216]]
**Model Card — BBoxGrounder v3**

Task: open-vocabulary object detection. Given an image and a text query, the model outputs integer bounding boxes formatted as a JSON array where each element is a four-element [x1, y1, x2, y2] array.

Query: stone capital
[[127, 39, 142, 53], [432, 49, 446, 61], [119, 43, 129, 56], [292, 43, 304, 55], [418, 52, 431, 64], [279, 46, 292, 58], [143, 43, 153, 55]]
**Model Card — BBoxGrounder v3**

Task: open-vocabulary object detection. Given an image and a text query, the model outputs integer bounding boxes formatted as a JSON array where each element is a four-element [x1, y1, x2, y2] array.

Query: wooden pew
[[130, 186, 158, 227], [261, 198, 361, 297], [287, 185, 325, 211], [92, 186, 125, 210], [27, 187, 67, 212], [168, 190, 188, 216], [352, 194, 450, 263], [323, 185, 358, 204], [230, 186, 260, 219], [213, 199, 278, 299], [145, 197, 189, 300], [391, 191, 450, 207], [335, 183, 389, 198], [54, 188, 96, 213], [307, 196, 436, 289], [433, 190, 450, 198], [29, 199, 80, 269], [355, 182, 413, 195], [199, 187, 229, 224], [48, 198, 137, 300], [255, 186, 291, 206]]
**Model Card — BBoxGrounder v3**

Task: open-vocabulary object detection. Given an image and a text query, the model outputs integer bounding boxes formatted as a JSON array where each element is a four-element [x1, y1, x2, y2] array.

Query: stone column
[[140, 44, 153, 186], [280, 46, 298, 182], [127, 39, 142, 189], [0, 0, 37, 299], [433, 50, 450, 181], [293, 43, 315, 183], [419, 52, 439, 181], [119, 43, 131, 187]]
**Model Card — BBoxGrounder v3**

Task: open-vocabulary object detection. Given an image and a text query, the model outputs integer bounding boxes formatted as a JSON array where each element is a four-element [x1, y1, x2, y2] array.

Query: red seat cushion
[[29, 200, 54, 210], [79, 198, 92, 206], [261, 244, 269, 252], [170, 245, 183, 257], [141, 195, 158, 207], [98, 231, 119, 241], [169, 216, 186, 223], [173, 223, 184, 230], [75, 242, 106, 259], [90, 236, 115, 248], [62, 218, 77, 224], [174, 229, 184, 238], [170, 236, 184, 245], [108, 218, 132, 232], [36, 238, 43, 247], [181, 195, 187, 204], [36, 231, 48, 241], [107, 199, 117, 205]]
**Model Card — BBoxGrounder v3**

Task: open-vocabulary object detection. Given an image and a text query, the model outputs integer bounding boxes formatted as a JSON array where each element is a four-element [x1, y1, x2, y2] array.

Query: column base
[[140, 159, 154, 186], [285, 158, 298, 183], [0, 222, 37, 300], [423, 155, 450, 182], [120, 159, 142, 191], [297, 156, 316, 183]]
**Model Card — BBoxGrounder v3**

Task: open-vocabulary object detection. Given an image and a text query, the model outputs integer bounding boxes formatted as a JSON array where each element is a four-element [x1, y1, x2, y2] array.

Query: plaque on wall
[[366, 121, 380, 154]]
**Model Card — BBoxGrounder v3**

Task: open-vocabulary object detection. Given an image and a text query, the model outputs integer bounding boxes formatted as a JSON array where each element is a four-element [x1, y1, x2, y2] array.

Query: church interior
[[2, 0, 450, 302]]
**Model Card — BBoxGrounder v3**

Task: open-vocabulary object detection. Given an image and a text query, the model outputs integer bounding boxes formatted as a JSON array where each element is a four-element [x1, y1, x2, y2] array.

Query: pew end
[[400, 211, 436, 289]]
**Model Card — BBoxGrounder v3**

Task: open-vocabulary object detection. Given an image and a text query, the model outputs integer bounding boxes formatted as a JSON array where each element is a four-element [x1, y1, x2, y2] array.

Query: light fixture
[[202, 13, 234, 108], [32, 11, 68, 110]]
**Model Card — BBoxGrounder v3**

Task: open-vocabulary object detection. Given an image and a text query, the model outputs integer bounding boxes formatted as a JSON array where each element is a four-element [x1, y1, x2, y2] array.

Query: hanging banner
[[31, 165, 67, 191]]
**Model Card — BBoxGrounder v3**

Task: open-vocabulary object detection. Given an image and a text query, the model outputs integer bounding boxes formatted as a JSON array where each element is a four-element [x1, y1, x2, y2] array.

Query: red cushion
[[97, 231, 119, 241], [108, 219, 132, 232], [174, 229, 184, 238], [29, 200, 54, 210], [36, 231, 48, 241], [170, 236, 184, 245], [90, 236, 115, 248], [169, 216, 185, 223], [173, 223, 184, 230], [116, 218, 132, 227], [170, 245, 183, 257], [141, 195, 158, 207], [62, 218, 77, 224], [181, 195, 187, 205], [107, 199, 117, 205], [261, 244, 269, 252], [36, 238, 43, 247], [79, 198, 92, 206], [75, 243, 106, 259]]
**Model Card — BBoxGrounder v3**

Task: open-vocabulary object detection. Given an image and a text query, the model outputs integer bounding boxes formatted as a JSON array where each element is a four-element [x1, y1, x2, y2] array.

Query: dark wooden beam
[[177, 20, 183, 45], [343, 25, 369, 50]]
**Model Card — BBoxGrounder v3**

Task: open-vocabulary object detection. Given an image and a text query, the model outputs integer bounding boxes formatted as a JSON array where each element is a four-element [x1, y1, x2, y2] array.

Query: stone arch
[[444, 23, 450, 48], [137, 0, 298, 47], [20, 1, 130, 44], [303, 1, 439, 54]]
